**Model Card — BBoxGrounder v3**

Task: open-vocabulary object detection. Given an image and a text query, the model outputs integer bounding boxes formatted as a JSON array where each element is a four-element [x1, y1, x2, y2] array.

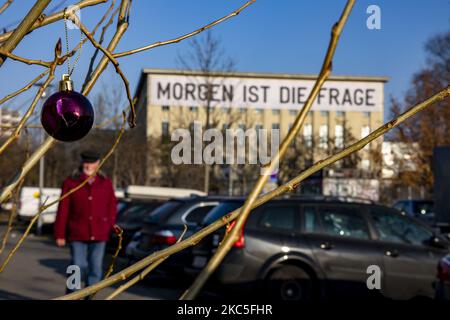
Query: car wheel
[[266, 265, 313, 301]]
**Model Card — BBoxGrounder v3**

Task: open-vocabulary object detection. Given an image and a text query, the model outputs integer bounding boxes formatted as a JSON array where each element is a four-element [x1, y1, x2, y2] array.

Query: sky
[[0, 0, 449, 122]]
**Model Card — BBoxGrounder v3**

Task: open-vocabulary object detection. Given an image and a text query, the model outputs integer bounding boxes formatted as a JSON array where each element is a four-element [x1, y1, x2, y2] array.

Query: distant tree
[[177, 30, 236, 193], [388, 29, 450, 200]]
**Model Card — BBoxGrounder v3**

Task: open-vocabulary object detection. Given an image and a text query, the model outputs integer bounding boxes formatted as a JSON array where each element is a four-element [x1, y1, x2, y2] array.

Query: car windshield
[[202, 201, 244, 226], [413, 201, 434, 215], [117, 202, 162, 224], [143, 200, 183, 223]]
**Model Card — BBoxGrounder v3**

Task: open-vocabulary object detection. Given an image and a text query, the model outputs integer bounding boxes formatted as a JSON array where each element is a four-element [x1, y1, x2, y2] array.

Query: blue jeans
[[69, 241, 106, 291]]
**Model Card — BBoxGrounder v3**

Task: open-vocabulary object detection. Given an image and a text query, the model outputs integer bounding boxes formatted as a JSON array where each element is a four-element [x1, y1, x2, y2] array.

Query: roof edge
[[141, 68, 389, 82]]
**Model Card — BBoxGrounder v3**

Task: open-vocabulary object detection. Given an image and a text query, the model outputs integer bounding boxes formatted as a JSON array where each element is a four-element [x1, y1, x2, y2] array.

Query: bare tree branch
[[0, 0, 51, 67], [0, 128, 29, 256], [113, 0, 256, 58], [0, 0, 132, 205], [181, 0, 356, 300], [0, 39, 62, 157], [104, 225, 188, 300], [0, 0, 108, 43], [0, 112, 128, 273], [53, 84, 450, 301], [0, 0, 13, 16], [68, 13, 136, 127], [82, 1, 119, 88], [0, 49, 52, 67], [0, 69, 50, 106]]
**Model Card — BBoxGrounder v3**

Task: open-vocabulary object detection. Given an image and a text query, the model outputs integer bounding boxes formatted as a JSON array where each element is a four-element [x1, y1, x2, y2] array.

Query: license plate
[[192, 256, 207, 268]]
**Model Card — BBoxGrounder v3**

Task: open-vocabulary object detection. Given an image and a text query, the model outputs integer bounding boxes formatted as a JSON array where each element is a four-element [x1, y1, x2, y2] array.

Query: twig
[[0, 49, 51, 67], [0, 39, 61, 157], [0, 0, 13, 15], [0, 0, 107, 43], [0, 112, 128, 273], [89, 223, 123, 300], [113, 0, 256, 58], [0, 179, 24, 256], [103, 227, 123, 280], [82, 2, 119, 89], [67, 13, 135, 127], [0, 0, 51, 67], [0, 0, 132, 205], [182, 0, 356, 300], [53, 85, 450, 300], [0, 69, 50, 106], [105, 225, 188, 300]]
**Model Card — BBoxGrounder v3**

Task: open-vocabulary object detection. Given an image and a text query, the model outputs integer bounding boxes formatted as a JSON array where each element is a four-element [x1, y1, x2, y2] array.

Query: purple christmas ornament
[[41, 74, 94, 142]]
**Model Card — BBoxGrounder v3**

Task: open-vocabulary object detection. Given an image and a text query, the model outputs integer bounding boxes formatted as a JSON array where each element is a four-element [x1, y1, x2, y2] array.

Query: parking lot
[[0, 224, 184, 300]]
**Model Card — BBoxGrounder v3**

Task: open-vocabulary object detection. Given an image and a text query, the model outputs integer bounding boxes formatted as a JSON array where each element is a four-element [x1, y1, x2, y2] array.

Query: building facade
[[134, 69, 388, 196], [0, 108, 21, 135]]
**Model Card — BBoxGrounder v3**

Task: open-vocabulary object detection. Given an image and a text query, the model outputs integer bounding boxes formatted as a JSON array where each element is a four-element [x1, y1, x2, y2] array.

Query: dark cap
[[80, 150, 100, 163]]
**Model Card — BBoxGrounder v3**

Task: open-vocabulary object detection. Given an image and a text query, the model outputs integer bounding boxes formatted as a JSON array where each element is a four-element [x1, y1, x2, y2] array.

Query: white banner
[[323, 178, 380, 202], [149, 74, 384, 112]]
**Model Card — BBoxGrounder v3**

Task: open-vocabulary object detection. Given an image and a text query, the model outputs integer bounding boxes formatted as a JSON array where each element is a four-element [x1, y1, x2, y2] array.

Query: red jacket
[[54, 171, 117, 242]]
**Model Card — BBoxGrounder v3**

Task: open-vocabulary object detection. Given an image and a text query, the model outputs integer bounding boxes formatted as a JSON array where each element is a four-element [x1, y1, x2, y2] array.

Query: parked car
[[188, 196, 450, 300], [435, 253, 450, 300], [107, 199, 163, 255], [185, 198, 246, 275], [125, 196, 222, 276], [108, 186, 206, 256], [393, 199, 434, 224]]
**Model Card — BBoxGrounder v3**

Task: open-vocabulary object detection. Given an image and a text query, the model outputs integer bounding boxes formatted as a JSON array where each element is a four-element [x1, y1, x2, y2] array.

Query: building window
[[335, 124, 344, 148], [238, 123, 246, 131], [320, 111, 329, 118], [272, 109, 280, 115], [272, 123, 280, 130], [255, 108, 264, 114], [303, 124, 313, 148], [336, 111, 345, 117], [162, 121, 169, 140], [289, 109, 298, 116], [239, 107, 246, 113], [319, 124, 328, 149], [361, 125, 370, 150], [363, 111, 370, 118], [162, 105, 170, 112], [255, 124, 263, 132], [361, 125, 370, 138], [361, 159, 370, 171]]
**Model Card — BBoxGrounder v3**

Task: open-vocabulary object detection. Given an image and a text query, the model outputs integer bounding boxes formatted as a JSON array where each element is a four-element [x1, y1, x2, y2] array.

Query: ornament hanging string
[[40, 8, 94, 142], [63, 8, 84, 77]]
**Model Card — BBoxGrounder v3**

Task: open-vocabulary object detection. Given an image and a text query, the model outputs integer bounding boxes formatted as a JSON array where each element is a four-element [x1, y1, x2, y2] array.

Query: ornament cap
[[59, 73, 74, 92]]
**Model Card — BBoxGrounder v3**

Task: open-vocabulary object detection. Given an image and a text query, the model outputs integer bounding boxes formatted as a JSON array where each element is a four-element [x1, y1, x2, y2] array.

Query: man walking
[[54, 150, 117, 291]]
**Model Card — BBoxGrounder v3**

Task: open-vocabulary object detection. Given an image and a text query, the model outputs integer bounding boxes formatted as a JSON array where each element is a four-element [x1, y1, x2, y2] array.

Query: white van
[[124, 185, 206, 200], [18, 187, 125, 225], [18, 187, 61, 224]]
